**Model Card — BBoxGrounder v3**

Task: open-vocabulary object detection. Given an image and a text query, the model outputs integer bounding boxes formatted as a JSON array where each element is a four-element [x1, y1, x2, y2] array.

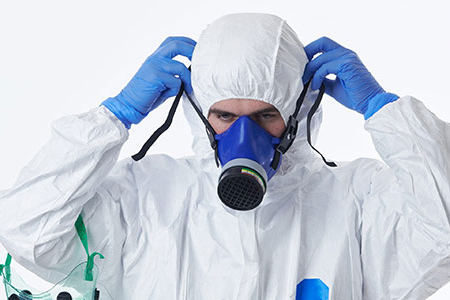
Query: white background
[[1, 0, 449, 299]]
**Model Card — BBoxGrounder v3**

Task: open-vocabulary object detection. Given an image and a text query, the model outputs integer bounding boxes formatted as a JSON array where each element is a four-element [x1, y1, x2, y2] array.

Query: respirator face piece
[[215, 116, 281, 211]]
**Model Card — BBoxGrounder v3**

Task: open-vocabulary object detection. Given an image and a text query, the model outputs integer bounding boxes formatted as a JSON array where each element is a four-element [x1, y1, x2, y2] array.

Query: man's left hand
[[302, 37, 399, 119]]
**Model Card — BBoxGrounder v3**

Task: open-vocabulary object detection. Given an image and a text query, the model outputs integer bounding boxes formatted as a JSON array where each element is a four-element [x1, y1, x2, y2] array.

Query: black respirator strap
[[271, 80, 337, 169], [306, 85, 337, 167], [184, 91, 220, 167], [293, 79, 310, 117], [271, 80, 310, 169], [132, 65, 220, 165], [131, 83, 184, 161], [181, 66, 219, 166], [184, 91, 218, 148], [132, 66, 336, 168], [182, 66, 218, 147]]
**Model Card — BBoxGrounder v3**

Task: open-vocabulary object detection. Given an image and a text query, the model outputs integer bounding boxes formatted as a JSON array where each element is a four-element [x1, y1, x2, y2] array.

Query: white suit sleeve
[[0, 106, 129, 284], [362, 96, 450, 299]]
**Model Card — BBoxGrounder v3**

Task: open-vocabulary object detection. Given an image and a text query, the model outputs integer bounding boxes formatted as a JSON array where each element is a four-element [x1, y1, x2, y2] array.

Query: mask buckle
[[270, 115, 298, 170], [276, 115, 298, 154], [205, 127, 220, 167]]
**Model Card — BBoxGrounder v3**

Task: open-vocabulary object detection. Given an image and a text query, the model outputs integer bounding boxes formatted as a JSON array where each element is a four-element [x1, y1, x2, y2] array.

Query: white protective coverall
[[1, 13, 450, 300]]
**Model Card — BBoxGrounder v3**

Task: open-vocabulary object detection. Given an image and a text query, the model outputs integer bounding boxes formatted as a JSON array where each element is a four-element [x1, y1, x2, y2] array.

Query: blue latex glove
[[102, 36, 196, 128], [302, 37, 399, 120]]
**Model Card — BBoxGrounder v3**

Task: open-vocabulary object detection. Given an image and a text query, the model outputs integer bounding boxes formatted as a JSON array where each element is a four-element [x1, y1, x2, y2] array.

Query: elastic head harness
[[131, 66, 336, 169]]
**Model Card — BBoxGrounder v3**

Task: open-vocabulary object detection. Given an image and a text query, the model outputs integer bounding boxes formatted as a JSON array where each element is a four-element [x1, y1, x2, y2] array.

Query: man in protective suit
[[1, 13, 450, 300]]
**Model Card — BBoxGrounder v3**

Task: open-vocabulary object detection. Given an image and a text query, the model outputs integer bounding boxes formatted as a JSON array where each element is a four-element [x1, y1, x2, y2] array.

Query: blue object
[[215, 116, 281, 210], [296, 278, 329, 300], [102, 36, 196, 129], [363, 92, 399, 119], [215, 115, 281, 180], [302, 37, 399, 120]]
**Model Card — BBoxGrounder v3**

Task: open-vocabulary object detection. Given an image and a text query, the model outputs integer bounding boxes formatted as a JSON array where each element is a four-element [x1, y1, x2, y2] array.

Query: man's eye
[[218, 114, 234, 121], [257, 113, 276, 120]]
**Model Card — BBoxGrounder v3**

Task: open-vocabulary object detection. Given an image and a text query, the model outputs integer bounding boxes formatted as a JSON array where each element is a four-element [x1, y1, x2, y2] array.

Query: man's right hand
[[102, 36, 196, 129]]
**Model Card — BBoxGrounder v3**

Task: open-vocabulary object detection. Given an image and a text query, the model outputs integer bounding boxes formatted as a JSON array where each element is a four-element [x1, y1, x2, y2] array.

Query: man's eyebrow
[[250, 107, 279, 115], [209, 107, 279, 117], [209, 109, 238, 117]]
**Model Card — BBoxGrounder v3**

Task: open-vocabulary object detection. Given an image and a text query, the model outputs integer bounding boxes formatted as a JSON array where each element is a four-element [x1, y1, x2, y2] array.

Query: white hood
[[182, 13, 322, 173]]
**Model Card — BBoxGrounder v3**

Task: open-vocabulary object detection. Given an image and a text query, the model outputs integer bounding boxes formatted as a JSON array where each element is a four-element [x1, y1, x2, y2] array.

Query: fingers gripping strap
[[129, 66, 335, 169], [75, 215, 104, 281], [131, 65, 220, 165]]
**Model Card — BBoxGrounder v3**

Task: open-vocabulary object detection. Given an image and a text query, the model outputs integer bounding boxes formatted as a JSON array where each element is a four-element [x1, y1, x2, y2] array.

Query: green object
[[75, 216, 104, 281], [0, 215, 104, 299]]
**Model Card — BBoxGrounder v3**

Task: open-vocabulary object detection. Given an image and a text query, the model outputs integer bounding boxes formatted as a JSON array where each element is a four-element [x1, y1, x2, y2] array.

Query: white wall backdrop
[[0, 0, 449, 299]]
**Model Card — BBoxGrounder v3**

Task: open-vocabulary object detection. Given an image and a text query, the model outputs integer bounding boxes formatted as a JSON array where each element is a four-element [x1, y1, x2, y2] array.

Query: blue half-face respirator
[[131, 67, 336, 211], [214, 115, 281, 210]]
